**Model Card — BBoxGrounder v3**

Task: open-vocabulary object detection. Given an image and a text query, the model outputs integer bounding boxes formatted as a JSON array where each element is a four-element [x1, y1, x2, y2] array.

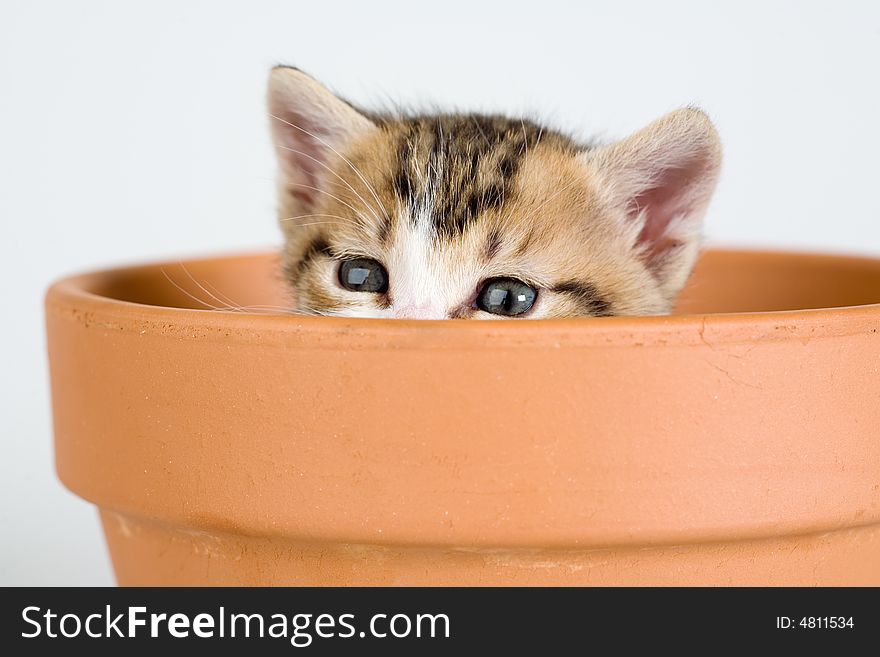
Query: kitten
[[268, 66, 721, 319]]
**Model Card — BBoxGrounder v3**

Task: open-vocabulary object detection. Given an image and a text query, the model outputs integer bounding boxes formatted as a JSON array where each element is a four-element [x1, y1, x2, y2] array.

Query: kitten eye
[[338, 258, 389, 293], [476, 278, 537, 316]]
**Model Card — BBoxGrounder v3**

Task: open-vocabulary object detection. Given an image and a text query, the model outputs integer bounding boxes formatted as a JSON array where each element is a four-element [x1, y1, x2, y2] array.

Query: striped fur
[[269, 67, 721, 319]]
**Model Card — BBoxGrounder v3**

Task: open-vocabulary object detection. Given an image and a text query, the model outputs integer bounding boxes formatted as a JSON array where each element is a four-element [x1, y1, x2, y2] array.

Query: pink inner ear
[[283, 131, 325, 207], [633, 153, 708, 262], [271, 108, 332, 209]]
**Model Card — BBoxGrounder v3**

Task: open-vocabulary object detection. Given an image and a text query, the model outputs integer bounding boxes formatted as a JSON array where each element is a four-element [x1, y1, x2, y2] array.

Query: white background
[[1, 0, 878, 585]]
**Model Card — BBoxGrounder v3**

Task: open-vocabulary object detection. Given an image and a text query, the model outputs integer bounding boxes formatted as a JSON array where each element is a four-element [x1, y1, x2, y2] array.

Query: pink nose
[[394, 303, 446, 320]]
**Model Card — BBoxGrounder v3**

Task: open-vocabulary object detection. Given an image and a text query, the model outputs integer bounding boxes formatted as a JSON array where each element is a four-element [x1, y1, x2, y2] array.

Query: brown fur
[[269, 67, 721, 319]]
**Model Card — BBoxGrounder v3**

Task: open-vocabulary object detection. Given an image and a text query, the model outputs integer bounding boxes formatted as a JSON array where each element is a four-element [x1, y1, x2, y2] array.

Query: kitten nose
[[394, 302, 446, 320]]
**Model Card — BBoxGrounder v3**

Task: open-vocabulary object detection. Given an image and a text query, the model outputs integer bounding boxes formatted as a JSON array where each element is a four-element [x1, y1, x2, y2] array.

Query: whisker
[[288, 303, 335, 317], [159, 267, 347, 318], [162, 269, 309, 316], [178, 263, 245, 311], [280, 213, 353, 224], [287, 183, 374, 229], [229, 304, 298, 314], [277, 144, 384, 225], [161, 269, 238, 311], [280, 220, 347, 228], [270, 113, 393, 225]]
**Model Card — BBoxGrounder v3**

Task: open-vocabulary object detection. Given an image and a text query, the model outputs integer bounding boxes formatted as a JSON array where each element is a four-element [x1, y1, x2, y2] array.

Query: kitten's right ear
[[268, 66, 375, 210]]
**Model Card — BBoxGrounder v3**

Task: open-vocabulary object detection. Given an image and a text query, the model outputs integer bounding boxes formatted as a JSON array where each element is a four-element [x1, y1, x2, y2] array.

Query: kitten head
[[268, 66, 721, 319]]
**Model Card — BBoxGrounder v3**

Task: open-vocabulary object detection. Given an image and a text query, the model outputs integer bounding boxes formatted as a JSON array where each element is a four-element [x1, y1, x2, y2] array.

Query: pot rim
[[45, 248, 880, 350]]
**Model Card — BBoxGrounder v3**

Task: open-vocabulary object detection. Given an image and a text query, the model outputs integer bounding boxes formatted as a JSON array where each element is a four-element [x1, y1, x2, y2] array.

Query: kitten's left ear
[[582, 108, 722, 301], [268, 66, 376, 211]]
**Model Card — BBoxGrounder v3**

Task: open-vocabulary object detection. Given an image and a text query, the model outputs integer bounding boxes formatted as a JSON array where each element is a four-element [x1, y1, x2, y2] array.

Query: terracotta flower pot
[[46, 249, 880, 586]]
